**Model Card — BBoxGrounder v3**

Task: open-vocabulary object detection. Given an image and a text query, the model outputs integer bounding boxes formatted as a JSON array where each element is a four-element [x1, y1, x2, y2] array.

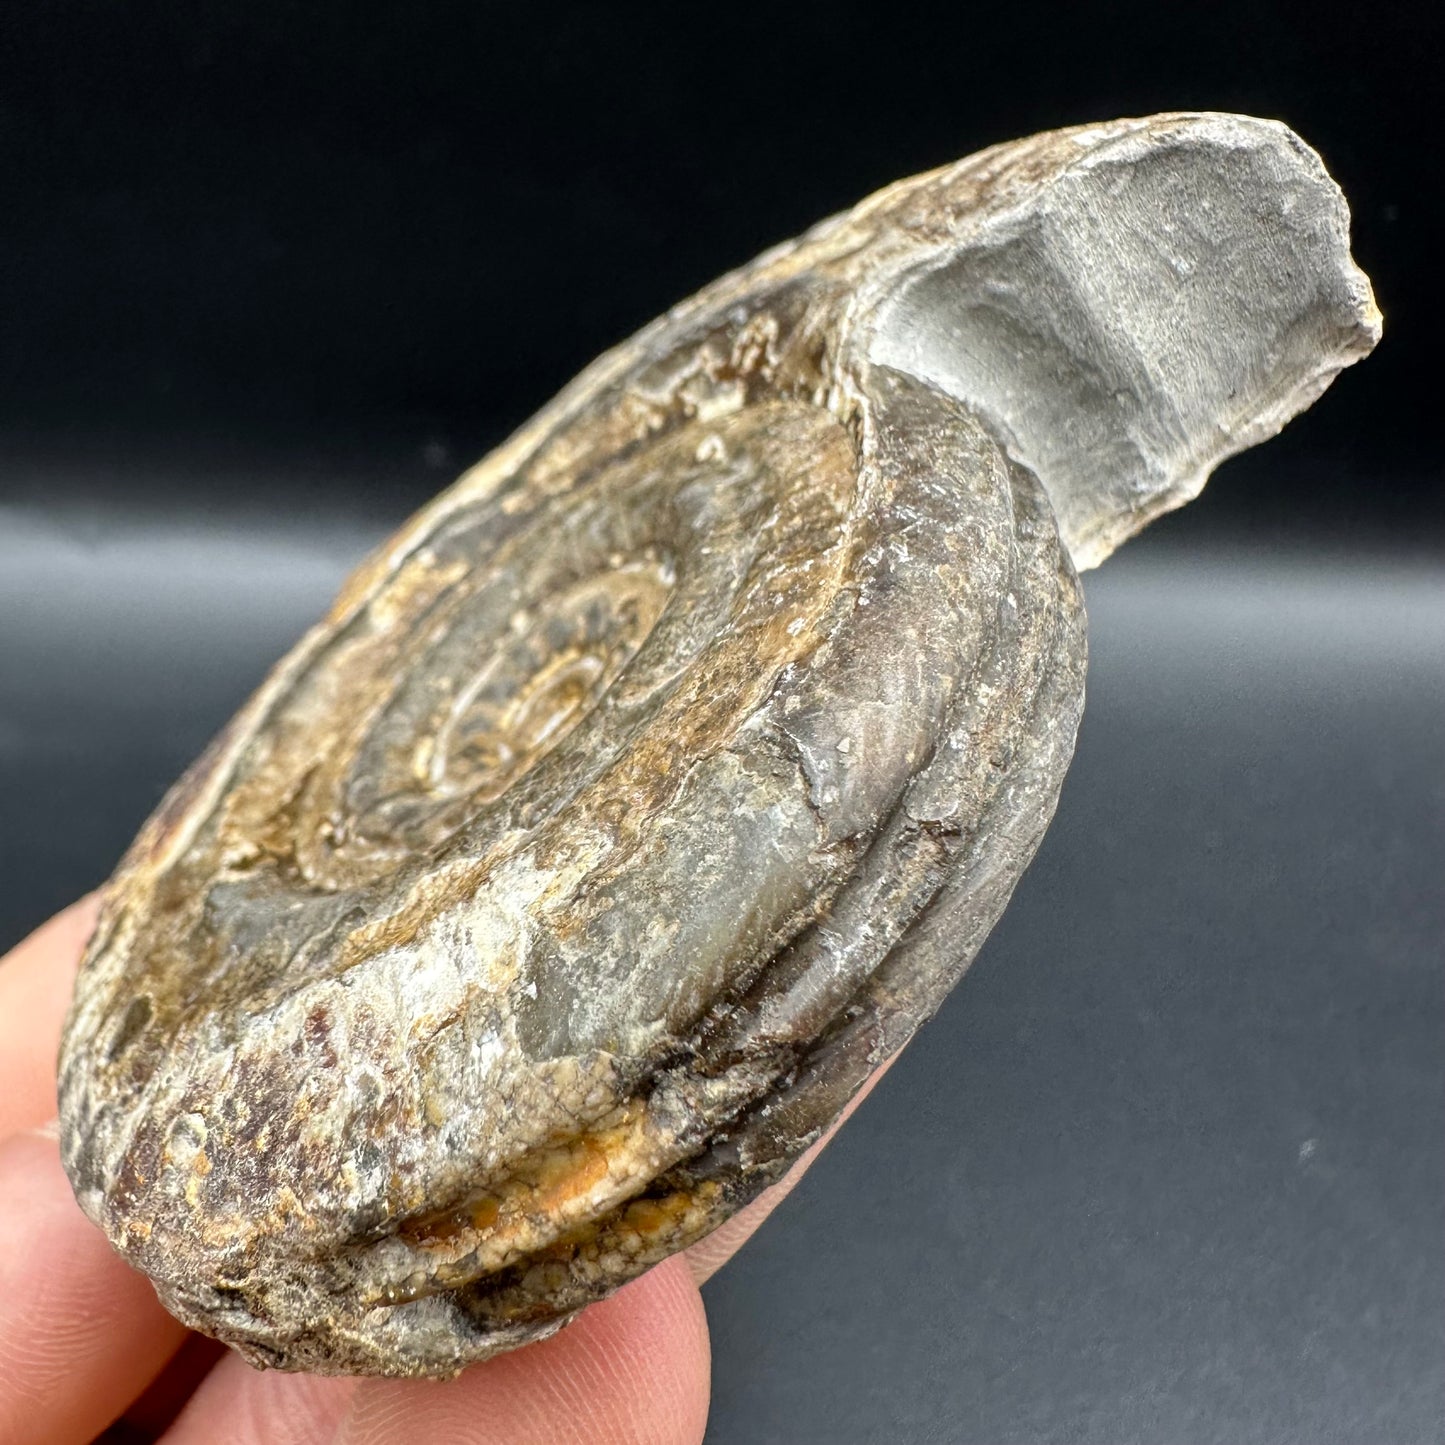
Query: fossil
[[59, 113, 1378, 1377]]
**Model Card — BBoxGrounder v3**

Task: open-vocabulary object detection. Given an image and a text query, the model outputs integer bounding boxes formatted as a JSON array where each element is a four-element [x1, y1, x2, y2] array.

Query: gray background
[[2, 473, 1441, 1443]]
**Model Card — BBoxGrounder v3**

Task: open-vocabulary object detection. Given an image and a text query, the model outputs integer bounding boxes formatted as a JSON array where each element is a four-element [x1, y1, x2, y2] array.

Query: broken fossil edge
[[58, 113, 1378, 1377]]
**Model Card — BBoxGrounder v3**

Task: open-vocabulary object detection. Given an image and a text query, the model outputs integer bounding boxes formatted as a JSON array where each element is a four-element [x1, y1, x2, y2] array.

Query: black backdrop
[[1, 1, 1440, 529], [2, 5, 1441, 1443]]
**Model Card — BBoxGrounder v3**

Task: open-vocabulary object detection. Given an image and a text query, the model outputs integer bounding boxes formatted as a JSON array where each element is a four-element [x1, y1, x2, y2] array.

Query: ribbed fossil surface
[[59, 113, 1379, 1376]]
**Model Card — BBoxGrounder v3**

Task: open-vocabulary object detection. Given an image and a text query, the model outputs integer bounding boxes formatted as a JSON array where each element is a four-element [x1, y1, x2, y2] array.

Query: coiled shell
[[59, 113, 1378, 1375]]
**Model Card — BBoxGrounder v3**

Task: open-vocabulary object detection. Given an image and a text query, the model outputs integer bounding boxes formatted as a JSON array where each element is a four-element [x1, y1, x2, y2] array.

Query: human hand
[[0, 898, 890, 1444]]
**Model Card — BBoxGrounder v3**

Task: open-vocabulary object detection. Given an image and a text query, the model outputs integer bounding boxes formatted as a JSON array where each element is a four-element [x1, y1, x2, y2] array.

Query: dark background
[[0, 0, 1440, 532], [2, 4, 1441, 1442]]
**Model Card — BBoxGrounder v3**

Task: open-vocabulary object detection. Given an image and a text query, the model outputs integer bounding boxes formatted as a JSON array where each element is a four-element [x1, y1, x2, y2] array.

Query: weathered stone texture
[[59, 114, 1378, 1375]]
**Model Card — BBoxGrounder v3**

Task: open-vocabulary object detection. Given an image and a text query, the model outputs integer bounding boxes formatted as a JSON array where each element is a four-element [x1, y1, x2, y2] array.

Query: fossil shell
[[59, 113, 1378, 1376]]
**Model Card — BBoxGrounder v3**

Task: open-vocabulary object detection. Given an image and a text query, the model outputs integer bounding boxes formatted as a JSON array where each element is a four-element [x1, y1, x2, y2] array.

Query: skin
[[0, 896, 892, 1444]]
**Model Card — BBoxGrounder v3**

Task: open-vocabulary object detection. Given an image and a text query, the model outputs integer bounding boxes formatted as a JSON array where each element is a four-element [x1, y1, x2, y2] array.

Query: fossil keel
[[58, 113, 1378, 1377]]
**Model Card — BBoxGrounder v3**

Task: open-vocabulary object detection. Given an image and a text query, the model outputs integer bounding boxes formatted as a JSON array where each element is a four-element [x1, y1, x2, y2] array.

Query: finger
[[105, 1334, 228, 1441], [0, 1128, 189, 1445], [160, 1255, 710, 1445], [684, 1052, 898, 1285], [154, 1351, 355, 1445], [0, 894, 100, 1140], [337, 1257, 710, 1445]]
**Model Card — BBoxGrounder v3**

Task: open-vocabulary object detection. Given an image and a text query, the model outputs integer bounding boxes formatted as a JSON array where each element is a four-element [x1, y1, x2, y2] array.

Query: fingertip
[[1, 892, 102, 979], [569, 1254, 712, 1445], [0, 1129, 188, 1445], [0, 893, 103, 1140], [157, 1350, 354, 1445], [339, 1257, 710, 1445]]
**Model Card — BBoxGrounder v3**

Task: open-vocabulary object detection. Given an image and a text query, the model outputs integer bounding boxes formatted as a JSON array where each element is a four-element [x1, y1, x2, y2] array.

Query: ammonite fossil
[[59, 113, 1379, 1376]]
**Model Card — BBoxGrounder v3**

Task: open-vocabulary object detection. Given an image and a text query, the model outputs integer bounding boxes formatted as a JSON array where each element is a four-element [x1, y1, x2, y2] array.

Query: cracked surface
[[59, 113, 1378, 1375]]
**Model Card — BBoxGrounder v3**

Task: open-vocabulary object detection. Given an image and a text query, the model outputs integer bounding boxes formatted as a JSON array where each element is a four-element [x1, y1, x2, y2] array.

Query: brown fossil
[[58, 113, 1379, 1376]]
